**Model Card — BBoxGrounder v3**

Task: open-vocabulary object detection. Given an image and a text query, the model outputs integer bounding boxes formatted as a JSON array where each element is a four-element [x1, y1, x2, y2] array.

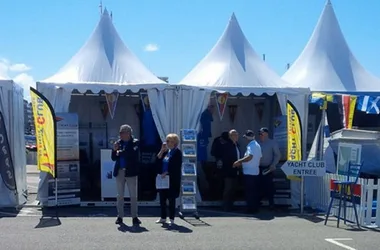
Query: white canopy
[[0, 79, 27, 207], [179, 13, 309, 96], [282, 1, 380, 94], [40, 8, 166, 94]]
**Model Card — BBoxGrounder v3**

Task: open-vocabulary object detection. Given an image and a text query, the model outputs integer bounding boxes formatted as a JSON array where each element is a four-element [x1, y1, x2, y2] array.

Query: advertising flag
[[215, 93, 228, 121], [287, 101, 302, 181], [0, 111, 17, 191], [105, 91, 119, 119], [30, 87, 57, 178]]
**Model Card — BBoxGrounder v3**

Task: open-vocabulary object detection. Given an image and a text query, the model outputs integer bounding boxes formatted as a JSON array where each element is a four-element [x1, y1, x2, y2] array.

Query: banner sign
[[30, 87, 56, 178], [48, 113, 81, 206], [215, 93, 228, 121], [0, 111, 16, 191], [286, 101, 302, 181], [105, 91, 119, 119], [140, 92, 149, 112]]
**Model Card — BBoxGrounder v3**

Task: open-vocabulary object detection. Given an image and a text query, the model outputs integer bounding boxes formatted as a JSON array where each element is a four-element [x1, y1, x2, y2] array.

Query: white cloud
[[9, 63, 31, 72], [144, 43, 159, 52], [0, 58, 35, 101]]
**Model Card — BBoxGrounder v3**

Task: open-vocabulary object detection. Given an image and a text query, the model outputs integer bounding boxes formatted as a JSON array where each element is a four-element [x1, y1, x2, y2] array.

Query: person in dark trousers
[[111, 124, 141, 226], [155, 133, 182, 226], [220, 129, 241, 211], [257, 127, 281, 210], [233, 130, 262, 214]]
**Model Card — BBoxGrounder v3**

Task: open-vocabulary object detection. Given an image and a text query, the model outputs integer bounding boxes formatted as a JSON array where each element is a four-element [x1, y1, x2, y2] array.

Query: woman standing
[[156, 133, 182, 225]]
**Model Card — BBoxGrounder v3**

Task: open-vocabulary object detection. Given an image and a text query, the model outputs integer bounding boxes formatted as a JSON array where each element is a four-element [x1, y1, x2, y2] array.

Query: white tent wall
[[147, 88, 178, 142], [180, 88, 212, 133], [0, 80, 27, 207]]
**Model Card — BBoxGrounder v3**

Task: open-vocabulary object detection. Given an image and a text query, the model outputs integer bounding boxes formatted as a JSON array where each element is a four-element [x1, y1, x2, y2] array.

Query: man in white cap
[[233, 130, 262, 213], [111, 124, 141, 226]]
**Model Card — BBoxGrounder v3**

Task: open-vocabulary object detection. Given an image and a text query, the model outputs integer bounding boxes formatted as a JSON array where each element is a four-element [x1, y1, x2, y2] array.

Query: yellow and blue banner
[[30, 87, 57, 178], [287, 101, 302, 181]]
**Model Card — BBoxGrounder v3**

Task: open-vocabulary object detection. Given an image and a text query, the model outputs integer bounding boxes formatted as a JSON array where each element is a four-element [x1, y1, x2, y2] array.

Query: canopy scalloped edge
[[36, 82, 171, 94]]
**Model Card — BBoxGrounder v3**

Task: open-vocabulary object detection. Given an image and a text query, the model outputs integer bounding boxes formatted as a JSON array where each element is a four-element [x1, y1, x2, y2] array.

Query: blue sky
[[0, 0, 379, 95]]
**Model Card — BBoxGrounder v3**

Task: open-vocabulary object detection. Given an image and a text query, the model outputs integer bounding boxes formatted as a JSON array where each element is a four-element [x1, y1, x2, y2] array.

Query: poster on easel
[[337, 143, 362, 175]]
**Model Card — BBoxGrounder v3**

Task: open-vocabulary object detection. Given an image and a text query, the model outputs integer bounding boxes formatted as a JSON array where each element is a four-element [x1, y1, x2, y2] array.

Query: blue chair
[[324, 161, 363, 228]]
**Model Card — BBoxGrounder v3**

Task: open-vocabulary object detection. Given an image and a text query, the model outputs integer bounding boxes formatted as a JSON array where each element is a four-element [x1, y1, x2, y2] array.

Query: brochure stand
[[179, 129, 200, 220]]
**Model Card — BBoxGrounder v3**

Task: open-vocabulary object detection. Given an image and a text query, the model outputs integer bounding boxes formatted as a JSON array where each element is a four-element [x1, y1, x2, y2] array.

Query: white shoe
[[156, 218, 166, 224], [168, 219, 175, 226]]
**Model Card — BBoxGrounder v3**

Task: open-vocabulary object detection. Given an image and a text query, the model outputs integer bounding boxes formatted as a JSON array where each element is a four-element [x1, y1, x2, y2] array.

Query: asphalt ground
[[1, 206, 379, 250]]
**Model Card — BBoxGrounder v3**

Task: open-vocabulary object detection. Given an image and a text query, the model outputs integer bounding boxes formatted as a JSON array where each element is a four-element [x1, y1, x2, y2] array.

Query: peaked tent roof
[[42, 9, 165, 85], [282, 0, 380, 94], [179, 13, 307, 95]]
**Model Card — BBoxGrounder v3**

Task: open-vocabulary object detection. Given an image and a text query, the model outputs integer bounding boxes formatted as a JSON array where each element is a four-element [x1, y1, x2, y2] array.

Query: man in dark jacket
[[112, 124, 141, 225], [221, 129, 241, 211]]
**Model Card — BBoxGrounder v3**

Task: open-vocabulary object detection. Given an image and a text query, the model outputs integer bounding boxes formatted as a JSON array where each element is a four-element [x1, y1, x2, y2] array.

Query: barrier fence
[[304, 174, 380, 228]]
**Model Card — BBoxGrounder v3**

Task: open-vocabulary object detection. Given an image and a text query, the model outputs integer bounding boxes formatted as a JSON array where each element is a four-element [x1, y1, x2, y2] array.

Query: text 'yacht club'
[[281, 161, 326, 177]]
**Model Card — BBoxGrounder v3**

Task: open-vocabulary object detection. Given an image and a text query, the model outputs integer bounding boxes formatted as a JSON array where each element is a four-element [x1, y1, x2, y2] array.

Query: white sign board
[[281, 161, 326, 177], [100, 149, 130, 199]]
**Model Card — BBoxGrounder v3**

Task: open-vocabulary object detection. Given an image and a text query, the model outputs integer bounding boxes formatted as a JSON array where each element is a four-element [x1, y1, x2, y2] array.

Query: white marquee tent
[[283, 0, 380, 94], [179, 13, 309, 141], [179, 13, 310, 206], [0, 77, 27, 207], [36, 9, 175, 205]]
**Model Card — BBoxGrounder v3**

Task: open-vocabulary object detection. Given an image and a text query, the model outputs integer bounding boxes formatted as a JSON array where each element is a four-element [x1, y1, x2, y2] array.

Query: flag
[[30, 87, 57, 178], [340, 95, 357, 129], [287, 101, 302, 181], [0, 111, 17, 191], [215, 93, 228, 121], [309, 93, 335, 107], [357, 96, 380, 114], [105, 91, 119, 119]]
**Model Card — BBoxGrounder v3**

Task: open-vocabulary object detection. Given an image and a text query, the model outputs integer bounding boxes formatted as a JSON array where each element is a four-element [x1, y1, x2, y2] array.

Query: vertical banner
[[215, 93, 228, 121], [255, 102, 264, 121], [105, 91, 119, 119], [99, 101, 108, 120], [140, 92, 149, 111], [30, 87, 56, 178], [0, 111, 17, 192], [286, 101, 302, 181]]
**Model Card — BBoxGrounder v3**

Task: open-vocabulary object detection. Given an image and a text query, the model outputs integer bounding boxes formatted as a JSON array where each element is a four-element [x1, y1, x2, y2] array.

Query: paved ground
[[19, 165, 380, 249], [0, 206, 379, 250]]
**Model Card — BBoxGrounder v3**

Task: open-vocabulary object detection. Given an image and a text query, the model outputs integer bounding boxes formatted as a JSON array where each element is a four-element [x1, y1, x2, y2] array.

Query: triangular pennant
[[105, 91, 119, 119], [255, 102, 264, 121], [215, 93, 228, 121], [140, 92, 150, 111]]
